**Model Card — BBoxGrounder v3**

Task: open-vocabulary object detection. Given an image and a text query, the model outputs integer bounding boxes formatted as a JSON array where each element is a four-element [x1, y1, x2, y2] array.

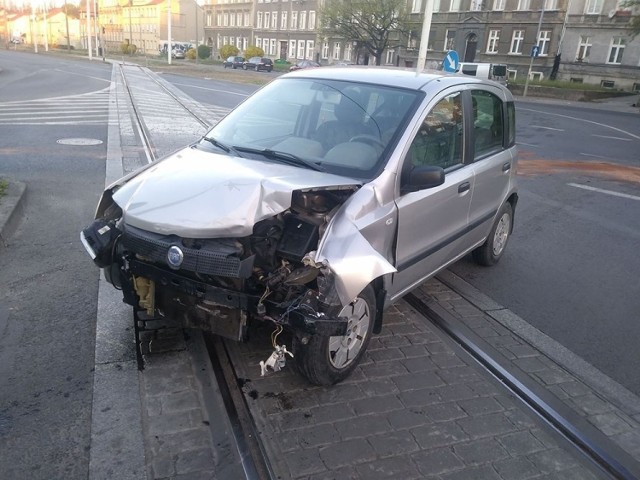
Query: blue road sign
[[531, 45, 540, 58], [442, 50, 459, 73]]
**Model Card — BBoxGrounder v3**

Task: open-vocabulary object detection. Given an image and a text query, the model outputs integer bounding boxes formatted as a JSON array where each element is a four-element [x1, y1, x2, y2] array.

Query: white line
[[167, 81, 250, 97], [591, 134, 632, 141], [530, 125, 564, 131], [519, 107, 640, 140], [516, 141, 537, 147], [568, 183, 640, 201], [580, 153, 608, 159]]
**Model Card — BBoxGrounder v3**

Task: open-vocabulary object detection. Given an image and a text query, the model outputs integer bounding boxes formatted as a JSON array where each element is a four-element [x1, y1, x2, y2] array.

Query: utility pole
[[194, 0, 198, 64], [64, 3, 71, 51], [523, 4, 544, 97], [43, 4, 49, 52], [416, 0, 435, 72], [31, 4, 38, 53], [167, 0, 172, 65], [87, 0, 93, 60], [129, 0, 133, 54]]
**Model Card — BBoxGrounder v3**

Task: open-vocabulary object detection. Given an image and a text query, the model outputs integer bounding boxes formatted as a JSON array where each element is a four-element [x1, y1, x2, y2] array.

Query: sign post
[[442, 50, 459, 73]]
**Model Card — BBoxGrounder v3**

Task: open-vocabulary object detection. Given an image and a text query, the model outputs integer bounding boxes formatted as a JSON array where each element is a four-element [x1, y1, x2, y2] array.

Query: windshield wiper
[[203, 137, 242, 157], [233, 146, 325, 172]]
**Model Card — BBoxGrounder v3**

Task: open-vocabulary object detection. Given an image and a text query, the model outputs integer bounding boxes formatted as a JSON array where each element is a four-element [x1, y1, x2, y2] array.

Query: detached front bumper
[[122, 259, 349, 339]]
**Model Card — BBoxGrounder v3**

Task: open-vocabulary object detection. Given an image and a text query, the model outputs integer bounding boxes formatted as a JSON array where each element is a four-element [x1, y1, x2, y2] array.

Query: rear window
[[492, 65, 507, 77]]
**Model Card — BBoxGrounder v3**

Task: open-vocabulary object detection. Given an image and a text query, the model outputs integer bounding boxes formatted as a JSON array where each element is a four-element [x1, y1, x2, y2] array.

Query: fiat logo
[[167, 245, 184, 269]]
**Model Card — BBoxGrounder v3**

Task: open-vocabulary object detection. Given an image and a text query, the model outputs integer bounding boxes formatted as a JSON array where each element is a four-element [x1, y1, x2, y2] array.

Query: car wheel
[[242, 64, 247, 70], [255, 65, 259, 71], [292, 285, 376, 385], [473, 201, 513, 266]]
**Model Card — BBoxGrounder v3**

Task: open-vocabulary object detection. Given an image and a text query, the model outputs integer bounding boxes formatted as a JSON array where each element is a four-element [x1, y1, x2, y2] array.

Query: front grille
[[122, 225, 254, 278]]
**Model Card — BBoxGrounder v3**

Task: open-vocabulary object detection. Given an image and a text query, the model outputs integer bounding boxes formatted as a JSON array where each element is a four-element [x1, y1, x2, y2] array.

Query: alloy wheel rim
[[328, 297, 370, 369], [492, 212, 510, 256]]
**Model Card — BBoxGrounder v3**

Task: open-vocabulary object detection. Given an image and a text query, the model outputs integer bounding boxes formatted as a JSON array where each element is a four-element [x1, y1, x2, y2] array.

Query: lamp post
[[416, 0, 435, 72], [523, 4, 545, 97], [86, 0, 93, 59], [167, 0, 172, 64]]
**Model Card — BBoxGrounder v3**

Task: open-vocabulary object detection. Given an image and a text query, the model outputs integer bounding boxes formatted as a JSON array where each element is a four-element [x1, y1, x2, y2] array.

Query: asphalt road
[[0, 51, 110, 478]]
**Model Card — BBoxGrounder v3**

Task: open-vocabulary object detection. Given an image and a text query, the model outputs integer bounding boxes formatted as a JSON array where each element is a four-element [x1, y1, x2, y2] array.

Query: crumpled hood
[[112, 147, 359, 238]]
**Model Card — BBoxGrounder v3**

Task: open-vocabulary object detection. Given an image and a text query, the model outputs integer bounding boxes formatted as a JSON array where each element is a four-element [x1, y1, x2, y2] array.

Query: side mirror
[[401, 165, 445, 194]]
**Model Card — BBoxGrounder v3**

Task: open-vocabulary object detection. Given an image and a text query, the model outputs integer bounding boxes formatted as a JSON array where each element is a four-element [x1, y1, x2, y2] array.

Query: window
[[386, 49, 395, 64], [322, 41, 329, 59], [601, 80, 615, 88], [281, 12, 287, 29], [297, 41, 305, 59], [412, 0, 422, 12], [585, 0, 603, 14], [309, 11, 316, 29], [449, 0, 461, 11], [333, 42, 341, 60], [291, 11, 298, 29], [517, 0, 530, 9], [472, 90, 504, 159], [270, 39, 277, 55], [470, 0, 483, 10], [544, 0, 557, 9], [510, 30, 524, 54], [487, 30, 500, 53], [237, 13, 242, 26], [344, 43, 352, 61], [507, 69, 517, 80], [245, 12, 250, 26], [537, 31, 550, 56], [289, 40, 296, 58], [272, 12, 278, 29], [607, 37, 625, 64], [264, 12, 270, 29], [408, 93, 463, 170], [306, 40, 314, 60], [230, 13, 235, 26], [223, 13, 229, 26], [493, 0, 505, 10], [445, 30, 455, 51], [570, 77, 583, 83], [257, 12, 263, 28], [633, 83, 640, 92], [433, 0, 441, 12], [300, 11, 307, 30], [206, 12, 213, 26], [576, 36, 591, 62]]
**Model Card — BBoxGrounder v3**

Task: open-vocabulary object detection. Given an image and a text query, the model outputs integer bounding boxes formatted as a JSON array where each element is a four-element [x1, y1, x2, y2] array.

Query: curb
[[0, 178, 26, 249]]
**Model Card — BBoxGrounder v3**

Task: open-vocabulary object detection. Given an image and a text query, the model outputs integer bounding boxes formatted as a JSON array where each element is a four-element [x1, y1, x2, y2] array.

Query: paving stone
[[437, 383, 478, 402], [379, 335, 412, 348], [359, 360, 409, 379], [505, 344, 539, 358], [453, 438, 509, 465], [334, 415, 393, 440], [430, 353, 467, 369], [399, 387, 443, 408], [147, 428, 212, 457], [457, 413, 517, 438], [309, 402, 355, 423], [440, 465, 503, 480], [296, 423, 342, 449], [351, 394, 404, 416], [284, 447, 327, 477], [147, 409, 204, 436], [307, 466, 359, 480], [533, 368, 577, 386], [400, 345, 430, 358], [503, 408, 538, 429], [497, 430, 546, 456], [367, 347, 405, 362], [558, 380, 592, 398], [492, 456, 540, 479], [355, 456, 422, 479], [319, 438, 376, 467], [393, 371, 444, 391], [436, 366, 482, 385], [315, 384, 364, 404], [368, 430, 420, 457], [175, 447, 215, 475], [358, 378, 399, 397], [388, 323, 423, 335], [567, 393, 615, 416], [411, 422, 470, 449], [544, 466, 602, 480], [457, 397, 505, 417], [160, 390, 202, 413], [408, 332, 442, 345], [527, 447, 580, 474], [588, 412, 634, 436], [512, 356, 548, 373], [611, 429, 640, 458], [426, 402, 468, 423], [386, 407, 432, 429], [411, 447, 464, 476], [401, 356, 439, 373]]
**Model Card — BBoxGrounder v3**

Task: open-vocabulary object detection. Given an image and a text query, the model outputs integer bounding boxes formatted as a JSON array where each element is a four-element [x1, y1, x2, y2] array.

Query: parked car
[[223, 55, 245, 69], [81, 67, 518, 386], [171, 48, 185, 59], [243, 57, 273, 72], [290, 60, 321, 71]]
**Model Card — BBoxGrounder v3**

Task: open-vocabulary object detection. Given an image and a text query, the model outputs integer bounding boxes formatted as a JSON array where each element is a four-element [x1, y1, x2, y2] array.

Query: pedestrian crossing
[[0, 87, 112, 126]]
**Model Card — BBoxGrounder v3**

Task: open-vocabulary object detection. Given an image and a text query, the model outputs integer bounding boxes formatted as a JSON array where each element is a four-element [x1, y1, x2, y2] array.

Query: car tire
[[291, 285, 376, 386], [255, 65, 259, 72], [473, 201, 513, 266], [242, 64, 247, 70]]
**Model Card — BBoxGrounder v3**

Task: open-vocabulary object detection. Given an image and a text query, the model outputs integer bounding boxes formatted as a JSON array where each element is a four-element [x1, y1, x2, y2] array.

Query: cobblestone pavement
[[80, 63, 640, 479]]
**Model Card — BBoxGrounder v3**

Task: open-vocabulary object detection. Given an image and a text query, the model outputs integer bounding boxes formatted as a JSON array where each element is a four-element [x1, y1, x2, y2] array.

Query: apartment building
[[203, 0, 638, 89]]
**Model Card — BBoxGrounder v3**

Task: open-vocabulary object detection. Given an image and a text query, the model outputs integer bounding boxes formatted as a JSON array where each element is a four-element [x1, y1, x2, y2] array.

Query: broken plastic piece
[[259, 344, 294, 376]]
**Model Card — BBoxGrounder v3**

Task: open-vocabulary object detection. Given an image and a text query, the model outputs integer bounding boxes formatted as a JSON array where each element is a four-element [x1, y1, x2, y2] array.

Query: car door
[[389, 89, 475, 299], [466, 88, 516, 246]]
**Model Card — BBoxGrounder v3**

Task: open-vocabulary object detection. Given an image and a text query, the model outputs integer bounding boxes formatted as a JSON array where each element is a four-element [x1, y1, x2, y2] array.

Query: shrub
[[186, 48, 197, 60], [120, 42, 136, 55], [244, 45, 264, 59], [219, 44, 239, 60], [197, 44, 211, 59]]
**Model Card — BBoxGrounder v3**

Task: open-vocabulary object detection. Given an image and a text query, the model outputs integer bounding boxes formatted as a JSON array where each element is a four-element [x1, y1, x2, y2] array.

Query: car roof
[[285, 66, 498, 92]]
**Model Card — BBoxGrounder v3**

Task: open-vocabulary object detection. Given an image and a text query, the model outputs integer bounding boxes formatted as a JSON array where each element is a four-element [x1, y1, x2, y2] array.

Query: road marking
[[517, 141, 537, 147], [530, 125, 564, 131], [591, 134, 632, 141], [580, 153, 609, 159], [568, 183, 640, 201], [519, 107, 640, 140]]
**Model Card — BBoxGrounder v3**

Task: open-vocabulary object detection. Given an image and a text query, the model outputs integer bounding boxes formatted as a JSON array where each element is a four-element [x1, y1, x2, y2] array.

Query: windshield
[[202, 77, 421, 179]]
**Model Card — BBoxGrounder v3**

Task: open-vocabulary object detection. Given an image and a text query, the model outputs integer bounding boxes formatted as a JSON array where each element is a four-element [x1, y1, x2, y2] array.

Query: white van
[[456, 62, 508, 85]]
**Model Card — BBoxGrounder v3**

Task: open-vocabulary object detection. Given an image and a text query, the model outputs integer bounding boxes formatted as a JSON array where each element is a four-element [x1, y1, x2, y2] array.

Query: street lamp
[[523, 2, 545, 97]]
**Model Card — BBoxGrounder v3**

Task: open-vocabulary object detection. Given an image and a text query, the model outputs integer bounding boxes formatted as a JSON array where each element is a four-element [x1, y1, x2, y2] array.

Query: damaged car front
[[81, 71, 423, 385]]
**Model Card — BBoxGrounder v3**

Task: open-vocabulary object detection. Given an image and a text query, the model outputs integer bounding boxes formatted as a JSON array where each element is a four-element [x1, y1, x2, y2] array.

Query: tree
[[623, 0, 640, 37], [219, 44, 239, 60], [319, 0, 411, 66], [197, 44, 212, 59], [244, 45, 265, 58]]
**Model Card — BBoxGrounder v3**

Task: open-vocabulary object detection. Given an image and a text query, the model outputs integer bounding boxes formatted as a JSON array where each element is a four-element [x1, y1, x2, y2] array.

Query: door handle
[[502, 162, 511, 172], [458, 182, 470, 194]]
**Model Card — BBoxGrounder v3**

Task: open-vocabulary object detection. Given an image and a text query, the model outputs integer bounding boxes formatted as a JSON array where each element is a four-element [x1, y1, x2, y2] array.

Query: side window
[[472, 90, 504, 159], [407, 92, 463, 170], [506, 101, 516, 147]]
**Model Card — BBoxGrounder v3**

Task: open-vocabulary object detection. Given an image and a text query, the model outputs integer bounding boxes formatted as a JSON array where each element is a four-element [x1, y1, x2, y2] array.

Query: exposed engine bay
[[81, 187, 358, 344]]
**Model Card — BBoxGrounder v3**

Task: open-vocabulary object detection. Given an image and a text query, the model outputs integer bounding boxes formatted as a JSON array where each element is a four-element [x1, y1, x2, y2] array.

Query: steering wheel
[[349, 134, 385, 150]]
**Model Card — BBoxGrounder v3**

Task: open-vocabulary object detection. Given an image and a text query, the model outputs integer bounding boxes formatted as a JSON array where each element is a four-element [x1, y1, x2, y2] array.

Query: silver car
[[81, 67, 518, 385]]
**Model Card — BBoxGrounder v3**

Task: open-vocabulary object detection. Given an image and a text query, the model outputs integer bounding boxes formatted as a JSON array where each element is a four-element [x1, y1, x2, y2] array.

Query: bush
[[219, 44, 239, 60], [197, 44, 211, 59], [186, 48, 197, 60], [120, 42, 136, 55], [244, 45, 264, 59]]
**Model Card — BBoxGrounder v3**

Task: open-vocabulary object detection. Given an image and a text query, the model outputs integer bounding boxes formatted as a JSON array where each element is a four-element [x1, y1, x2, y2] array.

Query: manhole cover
[[57, 138, 103, 146]]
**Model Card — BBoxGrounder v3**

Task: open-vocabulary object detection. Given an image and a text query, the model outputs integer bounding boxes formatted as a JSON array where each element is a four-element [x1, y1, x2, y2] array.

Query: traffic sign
[[531, 45, 540, 58], [442, 50, 459, 73]]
